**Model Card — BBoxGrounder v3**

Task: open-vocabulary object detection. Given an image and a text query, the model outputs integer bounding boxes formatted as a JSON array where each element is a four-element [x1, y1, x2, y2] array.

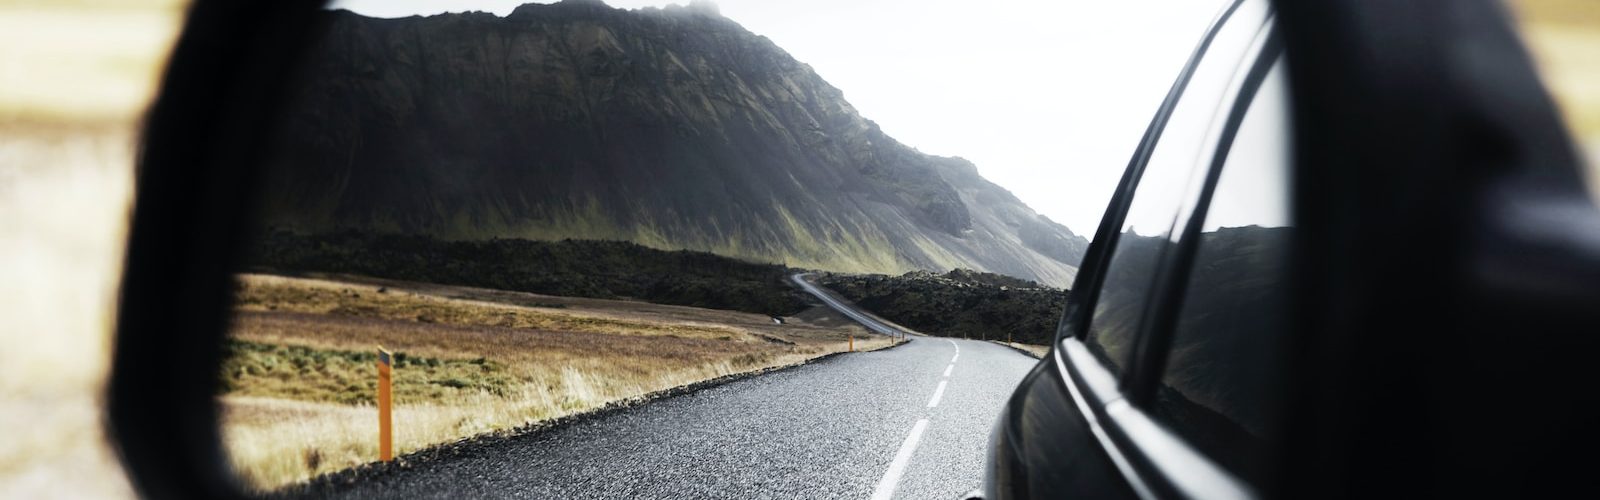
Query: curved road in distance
[[322, 275, 1040, 499], [789, 272, 907, 337]]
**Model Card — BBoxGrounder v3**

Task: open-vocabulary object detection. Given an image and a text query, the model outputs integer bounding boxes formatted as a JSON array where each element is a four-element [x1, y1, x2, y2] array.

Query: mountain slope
[[259, 0, 1087, 286]]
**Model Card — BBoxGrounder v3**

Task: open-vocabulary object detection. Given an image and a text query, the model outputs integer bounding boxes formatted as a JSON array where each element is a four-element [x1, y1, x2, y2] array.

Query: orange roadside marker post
[[377, 347, 393, 462], [849, 334, 854, 352]]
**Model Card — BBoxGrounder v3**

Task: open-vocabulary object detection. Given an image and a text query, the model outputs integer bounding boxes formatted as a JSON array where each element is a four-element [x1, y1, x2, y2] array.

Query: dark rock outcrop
[[815, 269, 1070, 344]]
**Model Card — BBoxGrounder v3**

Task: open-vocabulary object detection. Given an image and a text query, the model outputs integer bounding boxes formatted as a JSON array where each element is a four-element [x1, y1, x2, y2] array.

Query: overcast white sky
[[328, 0, 1231, 235]]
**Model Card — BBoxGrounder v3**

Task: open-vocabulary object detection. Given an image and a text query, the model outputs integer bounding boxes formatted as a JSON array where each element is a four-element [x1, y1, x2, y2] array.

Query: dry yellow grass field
[[220, 273, 893, 491]]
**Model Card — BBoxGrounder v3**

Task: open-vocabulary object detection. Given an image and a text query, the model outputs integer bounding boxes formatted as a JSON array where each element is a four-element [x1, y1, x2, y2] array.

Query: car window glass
[[1150, 57, 1290, 484], [1083, 0, 1270, 374]]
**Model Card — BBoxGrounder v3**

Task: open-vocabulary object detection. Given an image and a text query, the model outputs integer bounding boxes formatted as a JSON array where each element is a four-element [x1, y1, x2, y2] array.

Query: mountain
[[258, 0, 1088, 286]]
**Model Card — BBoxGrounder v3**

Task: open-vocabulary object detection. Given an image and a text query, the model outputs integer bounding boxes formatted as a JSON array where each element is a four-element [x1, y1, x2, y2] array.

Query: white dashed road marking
[[927, 380, 948, 408], [870, 419, 930, 500], [871, 337, 967, 498]]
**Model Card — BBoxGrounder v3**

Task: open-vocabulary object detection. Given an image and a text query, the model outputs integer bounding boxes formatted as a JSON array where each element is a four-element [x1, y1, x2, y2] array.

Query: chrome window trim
[[1053, 338, 1155, 500], [1104, 400, 1256, 500], [1061, 334, 1122, 406], [1058, 334, 1257, 500]]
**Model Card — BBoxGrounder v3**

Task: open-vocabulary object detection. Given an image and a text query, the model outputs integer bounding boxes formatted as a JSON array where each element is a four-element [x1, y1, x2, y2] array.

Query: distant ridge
[[260, 0, 1087, 286]]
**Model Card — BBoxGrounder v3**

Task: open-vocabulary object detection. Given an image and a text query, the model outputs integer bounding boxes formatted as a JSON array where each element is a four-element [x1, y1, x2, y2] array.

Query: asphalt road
[[320, 275, 1040, 499]]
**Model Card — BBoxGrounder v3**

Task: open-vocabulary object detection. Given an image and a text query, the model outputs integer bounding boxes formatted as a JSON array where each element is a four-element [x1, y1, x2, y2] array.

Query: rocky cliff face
[[260, 0, 1087, 286]]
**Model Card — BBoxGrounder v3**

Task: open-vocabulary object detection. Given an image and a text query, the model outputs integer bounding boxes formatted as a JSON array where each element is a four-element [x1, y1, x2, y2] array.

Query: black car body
[[981, 0, 1600, 498]]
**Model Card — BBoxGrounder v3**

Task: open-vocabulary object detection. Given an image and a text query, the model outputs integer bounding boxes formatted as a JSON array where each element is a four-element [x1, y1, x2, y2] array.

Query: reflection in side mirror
[[209, 2, 1079, 495]]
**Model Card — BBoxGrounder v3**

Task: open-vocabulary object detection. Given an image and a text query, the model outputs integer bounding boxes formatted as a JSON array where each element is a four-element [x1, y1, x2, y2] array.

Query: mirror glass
[[213, 0, 1229, 495]]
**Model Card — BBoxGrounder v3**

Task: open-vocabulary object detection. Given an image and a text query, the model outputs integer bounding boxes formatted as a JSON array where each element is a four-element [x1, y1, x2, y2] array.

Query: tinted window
[[1083, 0, 1270, 373], [1150, 56, 1290, 483]]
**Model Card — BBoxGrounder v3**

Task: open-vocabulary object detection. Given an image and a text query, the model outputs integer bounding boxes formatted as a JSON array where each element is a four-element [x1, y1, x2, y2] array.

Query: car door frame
[[1048, 2, 1282, 498], [1050, 0, 1600, 497]]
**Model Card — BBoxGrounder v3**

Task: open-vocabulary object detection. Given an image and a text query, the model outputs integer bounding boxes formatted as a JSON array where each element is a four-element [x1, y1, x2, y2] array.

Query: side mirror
[[104, 0, 1600, 498], [1273, 0, 1600, 496], [109, 1, 325, 498]]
